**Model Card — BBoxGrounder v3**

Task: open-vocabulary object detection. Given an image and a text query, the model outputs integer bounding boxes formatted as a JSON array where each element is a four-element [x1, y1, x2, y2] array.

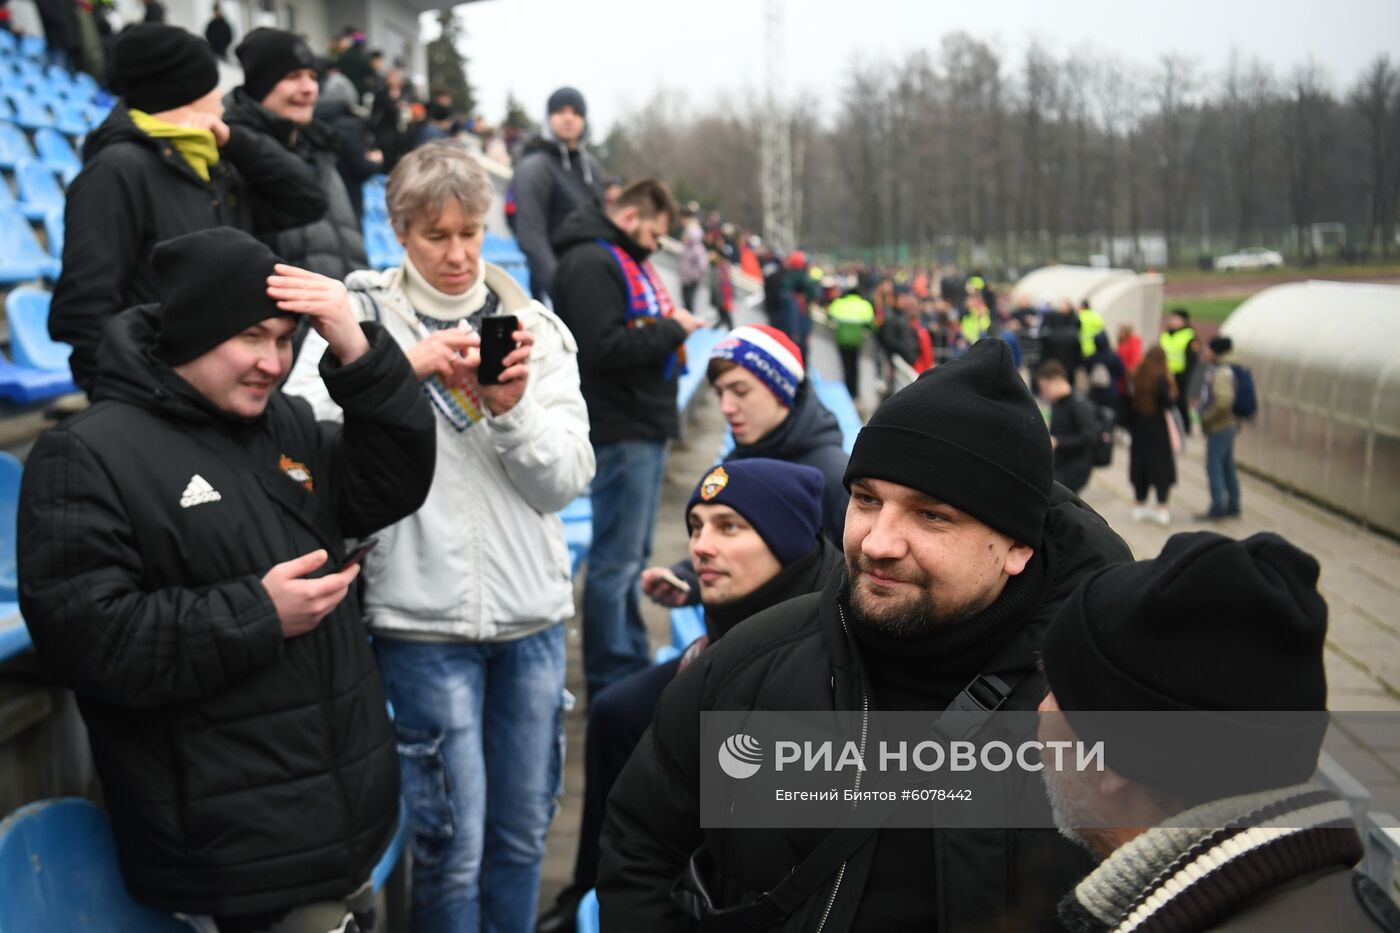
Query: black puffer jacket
[[600, 486, 1132, 932], [18, 307, 435, 915], [51, 103, 329, 394], [728, 382, 850, 544], [223, 88, 369, 280], [552, 202, 688, 445]]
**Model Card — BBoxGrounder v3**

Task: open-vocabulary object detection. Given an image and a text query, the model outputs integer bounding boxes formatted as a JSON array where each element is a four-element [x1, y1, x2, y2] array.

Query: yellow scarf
[[128, 109, 221, 181]]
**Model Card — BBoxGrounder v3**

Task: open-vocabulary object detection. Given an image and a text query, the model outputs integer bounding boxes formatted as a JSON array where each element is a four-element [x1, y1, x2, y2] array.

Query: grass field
[[1164, 262, 1400, 284], [1168, 296, 1247, 323]]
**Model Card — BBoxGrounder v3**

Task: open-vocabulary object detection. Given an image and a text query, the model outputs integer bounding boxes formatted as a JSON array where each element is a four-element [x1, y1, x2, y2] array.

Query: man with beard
[[1037, 532, 1392, 932], [599, 339, 1131, 931]]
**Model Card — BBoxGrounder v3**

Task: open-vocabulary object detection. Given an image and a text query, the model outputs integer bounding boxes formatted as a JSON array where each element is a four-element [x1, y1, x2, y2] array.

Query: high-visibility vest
[[1160, 327, 1196, 374], [961, 309, 991, 343], [828, 294, 876, 347], [1078, 307, 1105, 358]]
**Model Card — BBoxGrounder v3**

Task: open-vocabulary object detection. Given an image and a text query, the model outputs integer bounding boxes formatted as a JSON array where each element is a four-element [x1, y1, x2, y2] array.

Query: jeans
[[374, 628, 567, 933], [582, 439, 668, 697], [1205, 427, 1241, 516]]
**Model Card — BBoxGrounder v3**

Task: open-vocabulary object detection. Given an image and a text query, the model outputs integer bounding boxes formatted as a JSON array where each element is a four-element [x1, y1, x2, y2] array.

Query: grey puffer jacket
[[223, 88, 369, 280]]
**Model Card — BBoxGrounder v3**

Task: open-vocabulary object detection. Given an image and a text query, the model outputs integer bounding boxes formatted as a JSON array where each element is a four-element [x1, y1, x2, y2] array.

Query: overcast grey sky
[[439, 0, 1400, 133]]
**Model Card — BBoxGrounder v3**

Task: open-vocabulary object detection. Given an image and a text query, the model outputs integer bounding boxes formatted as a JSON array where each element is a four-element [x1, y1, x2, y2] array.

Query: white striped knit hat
[[710, 325, 805, 407]]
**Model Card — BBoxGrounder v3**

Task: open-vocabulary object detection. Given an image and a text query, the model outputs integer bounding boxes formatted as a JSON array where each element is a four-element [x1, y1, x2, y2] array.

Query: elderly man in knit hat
[[540, 458, 845, 933], [1038, 532, 1396, 932], [224, 27, 369, 282], [19, 227, 435, 931], [512, 85, 606, 300], [600, 339, 1132, 931], [50, 23, 328, 396]]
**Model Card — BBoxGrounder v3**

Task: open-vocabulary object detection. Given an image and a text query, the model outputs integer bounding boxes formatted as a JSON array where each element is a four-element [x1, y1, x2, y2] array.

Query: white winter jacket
[[283, 262, 595, 641]]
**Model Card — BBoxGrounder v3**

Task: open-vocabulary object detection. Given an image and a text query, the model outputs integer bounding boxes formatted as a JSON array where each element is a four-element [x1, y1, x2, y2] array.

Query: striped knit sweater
[[1059, 784, 1363, 933]]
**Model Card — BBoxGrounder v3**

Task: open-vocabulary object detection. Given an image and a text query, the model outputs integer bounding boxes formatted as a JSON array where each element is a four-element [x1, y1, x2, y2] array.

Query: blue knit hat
[[686, 459, 824, 566]]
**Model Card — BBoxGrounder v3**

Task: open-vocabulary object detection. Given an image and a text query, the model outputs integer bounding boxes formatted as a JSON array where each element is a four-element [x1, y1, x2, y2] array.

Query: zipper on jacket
[[816, 603, 870, 933]]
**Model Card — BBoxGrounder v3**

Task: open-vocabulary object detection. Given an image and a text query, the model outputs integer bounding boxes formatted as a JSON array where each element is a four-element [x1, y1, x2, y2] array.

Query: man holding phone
[[19, 227, 435, 930], [285, 143, 594, 932]]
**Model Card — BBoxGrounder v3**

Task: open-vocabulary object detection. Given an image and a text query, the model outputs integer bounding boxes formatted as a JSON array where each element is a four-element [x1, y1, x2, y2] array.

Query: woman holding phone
[[284, 142, 595, 933]]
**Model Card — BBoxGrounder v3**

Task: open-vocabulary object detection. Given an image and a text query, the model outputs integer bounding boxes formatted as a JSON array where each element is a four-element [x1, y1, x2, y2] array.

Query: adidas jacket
[[17, 305, 435, 915], [283, 261, 595, 641]]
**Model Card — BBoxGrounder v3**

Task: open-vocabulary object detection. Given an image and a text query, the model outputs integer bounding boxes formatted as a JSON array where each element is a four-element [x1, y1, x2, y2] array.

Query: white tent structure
[[1011, 265, 1164, 340], [1222, 281, 1400, 537]]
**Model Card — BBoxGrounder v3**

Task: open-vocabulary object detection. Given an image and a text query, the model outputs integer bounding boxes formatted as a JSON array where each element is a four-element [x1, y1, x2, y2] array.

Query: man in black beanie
[[50, 23, 329, 396], [1038, 532, 1393, 932], [224, 27, 369, 283], [513, 85, 605, 299], [19, 227, 435, 929], [600, 339, 1133, 931]]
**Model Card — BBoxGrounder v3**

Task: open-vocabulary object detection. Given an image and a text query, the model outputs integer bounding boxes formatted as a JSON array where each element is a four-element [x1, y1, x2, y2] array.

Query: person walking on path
[[1126, 345, 1178, 526]]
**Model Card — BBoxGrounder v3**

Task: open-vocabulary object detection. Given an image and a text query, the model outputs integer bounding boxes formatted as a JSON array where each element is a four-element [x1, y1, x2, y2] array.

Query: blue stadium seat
[[51, 102, 88, 140], [7, 287, 71, 373], [15, 160, 64, 221], [33, 128, 79, 184], [0, 451, 18, 601], [576, 889, 599, 933], [0, 798, 197, 932], [0, 120, 37, 169], [0, 208, 59, 281], [0, 96, 14, 123], [482, 233, 530, 293], [0, 602, 28, 663], [369, 799, 411, 893], [11, 96, 53, 132], [810, 377, 863, 453], [364, 222, 404, 271], [0, 30, 16, 55], [676, 327, 725, 412], [0, 352, 76, 404], [670, 604, 706, 652], [83, 102, 110, 128], [17, 34, 46, 61], [71, 71, 98, 98], [43, 208, 62, 260]]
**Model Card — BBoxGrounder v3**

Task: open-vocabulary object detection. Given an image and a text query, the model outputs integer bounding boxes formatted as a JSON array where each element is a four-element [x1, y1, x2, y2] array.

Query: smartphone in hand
[[477, 315, 519, 385], [345, 537, 379, 567]]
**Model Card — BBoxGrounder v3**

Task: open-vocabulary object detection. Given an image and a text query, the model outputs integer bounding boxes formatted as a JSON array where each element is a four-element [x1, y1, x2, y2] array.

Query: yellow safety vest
[[961, 310, 990, 343], [1160, 327, 1195, 374], [1078, 307, 1105, 359]]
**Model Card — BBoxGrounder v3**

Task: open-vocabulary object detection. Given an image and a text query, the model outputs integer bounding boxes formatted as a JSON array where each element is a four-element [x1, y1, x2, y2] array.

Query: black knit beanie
[[112, 24, 219, 114], [843, 339, 1052, 546], [154, 228, 293, 366], [547, 86, 587, 119], [1041, 531, 1330, 797], [236, 28, 319, 104]]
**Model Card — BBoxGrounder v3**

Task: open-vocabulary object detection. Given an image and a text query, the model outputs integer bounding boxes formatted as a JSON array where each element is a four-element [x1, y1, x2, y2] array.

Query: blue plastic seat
[[0, 601, 29, 661], [0, 208, 59, 281], [482, 234, 531, 293], [12, 96, 53, 132], [576, 889, 599, 933], [0, 451, 17, 601], [50, 101, 87, 140], [0, 30, 16, 54], [676, 327, 725, 413], [33, 128, 79, 184], [670, 604, 706, 652], [15, 160, 63, 221], [7, 287, 71, 374], [0, 93, 14, 123], [0, 798, 196, 932], [18, 34, 47, 61], [0, 120, 36, 169], [0, 352, 75, 404], [364, 222, 404, 271], [43, 207, 62, 260]]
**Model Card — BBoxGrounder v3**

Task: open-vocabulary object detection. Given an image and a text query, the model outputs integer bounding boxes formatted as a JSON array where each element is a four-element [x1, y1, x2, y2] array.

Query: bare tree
[[1350, 56, 1399, 257]]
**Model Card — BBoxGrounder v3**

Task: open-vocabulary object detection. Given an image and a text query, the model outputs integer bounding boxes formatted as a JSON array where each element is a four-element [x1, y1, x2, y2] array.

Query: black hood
[[81, 102, 161, 162], [91, 305, 264, 430], [731, 382, 844, 460], [551, 200, 649, 261]]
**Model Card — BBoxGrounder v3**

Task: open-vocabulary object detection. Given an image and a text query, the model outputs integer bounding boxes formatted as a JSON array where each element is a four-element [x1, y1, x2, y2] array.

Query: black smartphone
[[477, 315, 519, 386], [345, 537, 379, 567]]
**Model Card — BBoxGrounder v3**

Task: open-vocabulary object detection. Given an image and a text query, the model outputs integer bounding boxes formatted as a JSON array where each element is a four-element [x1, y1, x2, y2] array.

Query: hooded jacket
[[50, 102, 329, 394], [17, 307, 435, 915], [552, 202, 688, 445], [599, 486, 1131, 932], [512, 132, 605, 297], [223, 88, 369, 280], [314, 75, 383, 220], [282, 261, 595, 641]]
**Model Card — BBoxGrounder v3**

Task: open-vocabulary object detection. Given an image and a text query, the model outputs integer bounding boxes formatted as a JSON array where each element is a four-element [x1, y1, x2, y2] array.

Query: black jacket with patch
[[599, 486, 1131, 932], [50, 103, 329, 394], [18, 306, 435, 915]]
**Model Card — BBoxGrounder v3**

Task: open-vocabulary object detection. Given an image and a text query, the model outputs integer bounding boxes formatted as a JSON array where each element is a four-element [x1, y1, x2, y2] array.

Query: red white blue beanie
[[710, 325, 805, 407]]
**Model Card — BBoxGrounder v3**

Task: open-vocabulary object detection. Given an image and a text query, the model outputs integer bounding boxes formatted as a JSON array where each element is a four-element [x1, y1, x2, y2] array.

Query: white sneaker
[[1131, 506, 1148, 522], [1154, 508, 1171, 527]]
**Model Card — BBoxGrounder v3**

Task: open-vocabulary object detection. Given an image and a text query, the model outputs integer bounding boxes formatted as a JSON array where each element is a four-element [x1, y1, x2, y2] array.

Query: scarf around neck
[[129, 109, 220, 181], [599, 239, 686, 380]]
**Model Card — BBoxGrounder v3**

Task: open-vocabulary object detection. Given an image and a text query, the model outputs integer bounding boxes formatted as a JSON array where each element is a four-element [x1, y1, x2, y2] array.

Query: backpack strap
[[676, 671, 1026, 931]]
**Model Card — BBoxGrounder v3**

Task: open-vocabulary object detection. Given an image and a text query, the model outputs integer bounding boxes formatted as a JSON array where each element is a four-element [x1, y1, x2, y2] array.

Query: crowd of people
[[0, 14, 1381, 933]]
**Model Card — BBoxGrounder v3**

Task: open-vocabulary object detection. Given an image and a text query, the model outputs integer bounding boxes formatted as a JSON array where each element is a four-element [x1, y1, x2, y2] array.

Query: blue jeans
[[1205, 427, 1241, 516], [582, 439, 667, 697], [374, 628, 567, 933]]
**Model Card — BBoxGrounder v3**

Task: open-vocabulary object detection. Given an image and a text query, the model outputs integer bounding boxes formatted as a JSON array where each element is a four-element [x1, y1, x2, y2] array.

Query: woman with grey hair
[[284, 141, 595, 932]]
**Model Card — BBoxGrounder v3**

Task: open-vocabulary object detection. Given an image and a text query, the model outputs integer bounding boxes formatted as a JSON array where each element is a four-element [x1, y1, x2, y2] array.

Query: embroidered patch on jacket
[[700, 467, 729, 501], [279, 454, 314, 491]]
